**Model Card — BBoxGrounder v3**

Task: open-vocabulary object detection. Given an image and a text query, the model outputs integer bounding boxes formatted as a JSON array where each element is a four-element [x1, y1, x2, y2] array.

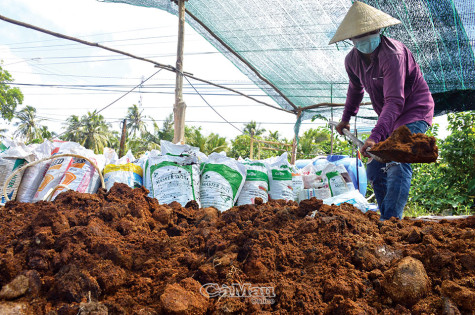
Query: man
[[329, 1, 434, 220]]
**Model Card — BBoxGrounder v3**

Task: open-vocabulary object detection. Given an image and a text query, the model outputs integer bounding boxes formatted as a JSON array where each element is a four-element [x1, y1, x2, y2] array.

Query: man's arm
[[337, 56, 364, 136], [341, 59, 365, 123], [368, 54, 406, 143]]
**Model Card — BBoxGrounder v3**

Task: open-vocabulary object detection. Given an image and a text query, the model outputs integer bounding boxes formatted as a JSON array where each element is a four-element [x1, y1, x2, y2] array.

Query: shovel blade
[[368, 148, 438, 164]]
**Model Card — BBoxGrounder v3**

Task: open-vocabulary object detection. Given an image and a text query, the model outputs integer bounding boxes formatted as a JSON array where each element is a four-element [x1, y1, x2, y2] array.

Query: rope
[[2, 153, 105, 204], [183, 75, 244, 134]]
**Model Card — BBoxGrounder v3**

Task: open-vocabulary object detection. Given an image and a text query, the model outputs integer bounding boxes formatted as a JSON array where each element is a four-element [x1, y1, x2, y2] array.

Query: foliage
[[407, 112, 475, 215], [0, 64, 24, 121], [229, 134, 273, 160], [126, 114, 173, 157], [125, 104, 147, 139], [185, 126, 228, 155], [243, 121, 266, 136], [61, 111, 116, 154], [14, 105, 44, 143], [297, 126, 354, 159]]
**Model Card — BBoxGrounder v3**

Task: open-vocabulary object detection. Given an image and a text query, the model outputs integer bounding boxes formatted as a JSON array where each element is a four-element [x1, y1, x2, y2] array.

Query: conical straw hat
[[329, 1, 401, 44]]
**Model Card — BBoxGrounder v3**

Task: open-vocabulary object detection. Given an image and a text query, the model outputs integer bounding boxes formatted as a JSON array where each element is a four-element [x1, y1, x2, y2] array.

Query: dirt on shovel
[[369, 125, 438, 163]]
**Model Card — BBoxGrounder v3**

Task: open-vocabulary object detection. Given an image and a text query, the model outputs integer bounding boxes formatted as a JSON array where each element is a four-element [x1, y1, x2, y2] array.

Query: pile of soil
[[0, 184, 473, 314], [370, 125, 438, 163]]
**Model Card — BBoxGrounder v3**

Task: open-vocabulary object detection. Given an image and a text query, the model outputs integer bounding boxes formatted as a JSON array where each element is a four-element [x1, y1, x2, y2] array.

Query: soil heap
[[370, 125, 438, 163], [0, 183, 473, 314]]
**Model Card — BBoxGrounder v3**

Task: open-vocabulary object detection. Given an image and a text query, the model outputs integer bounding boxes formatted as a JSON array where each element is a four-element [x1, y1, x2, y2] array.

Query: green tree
[[296, 127, 353, 159], [229, 134, 280, 160], [156, 113, 174, 142], [407, 112, 475, 215], [0, 64, 24, 121], [62, 115, 82, 141], [266, 130, 281, 141], [125, 104, 147, 139], [185, 126, 228, 154], [14, 105, 44, 143], [61, 111, 115, 154], [243, 121, 266, 136]]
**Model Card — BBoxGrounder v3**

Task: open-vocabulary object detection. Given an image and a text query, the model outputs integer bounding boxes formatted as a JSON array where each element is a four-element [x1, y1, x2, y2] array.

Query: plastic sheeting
[[101, 0, 475, 124]]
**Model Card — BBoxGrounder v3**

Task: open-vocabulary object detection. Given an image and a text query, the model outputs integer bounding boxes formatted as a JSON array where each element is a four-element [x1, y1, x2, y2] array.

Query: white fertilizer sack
[[104, 163, 143, 191], [201, 152, 246, 211], [322, 164, 349, 197], [266, 153, 294, 201], [103, 150, 143, 191], [33, 142, 86, 202], [236, 160, 269, 206], [144, 142, 200, 206], [0, 158, 27, 205], [16, 141, 54, 203], [0, 142, 35, 205]]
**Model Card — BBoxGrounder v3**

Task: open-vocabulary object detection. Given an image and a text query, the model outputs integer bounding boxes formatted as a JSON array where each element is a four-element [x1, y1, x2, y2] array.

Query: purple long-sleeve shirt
[[342, 36, 434, 142]]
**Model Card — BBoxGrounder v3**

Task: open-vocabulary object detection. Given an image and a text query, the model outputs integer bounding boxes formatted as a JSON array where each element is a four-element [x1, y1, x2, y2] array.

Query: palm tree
[[81, 111, 113, 153], [243, 121, 266, 136], [14, 105, 44, 143], [205, 133, 228, 154], [125, 104, 147, 139], [266, 130, 281, 141], [157, 113, 174, 141], [62, 115, 82, 142], [185, 126, 207, 152], [62, 111, 115, 154], [185, 127, 228, 155]]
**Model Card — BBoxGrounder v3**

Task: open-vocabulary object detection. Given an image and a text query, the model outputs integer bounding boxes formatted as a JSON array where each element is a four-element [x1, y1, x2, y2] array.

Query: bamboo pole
[[290, 111, 301, 165], [251, 139, 292, 147], [250, 129, 254, 159], [119, 119, 127, 158], [173, 0, 187, 144]]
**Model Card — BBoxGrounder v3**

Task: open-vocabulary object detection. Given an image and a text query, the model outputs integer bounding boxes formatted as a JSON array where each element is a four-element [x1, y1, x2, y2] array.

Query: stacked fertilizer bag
[[0, 140, 36, 205], [32, 141, 106, 202], [200, 152, 246, 211], [297, 157, 369, 212], [143, 141, 203, 207], [103, 149, 143, 191], [236, 158, 269, 205], [16, 140, 54, 203], [265, 152, 294, 202]]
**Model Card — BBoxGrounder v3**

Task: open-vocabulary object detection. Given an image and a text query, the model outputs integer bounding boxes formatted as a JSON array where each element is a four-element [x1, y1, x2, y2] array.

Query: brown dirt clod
[[0, 183, 473, 314], [370, 125, 438, 163]]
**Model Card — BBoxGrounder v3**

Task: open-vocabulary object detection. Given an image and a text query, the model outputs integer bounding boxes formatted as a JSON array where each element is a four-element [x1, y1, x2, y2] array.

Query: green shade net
[[101, 0, 475, 128]]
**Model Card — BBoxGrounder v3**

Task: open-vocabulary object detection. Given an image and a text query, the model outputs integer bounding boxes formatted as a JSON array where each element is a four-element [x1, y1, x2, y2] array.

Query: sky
[[0, 0, 450, 144]]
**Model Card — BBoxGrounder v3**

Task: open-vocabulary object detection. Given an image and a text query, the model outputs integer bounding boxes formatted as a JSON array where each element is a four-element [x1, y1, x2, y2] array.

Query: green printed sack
[[200, 153, 246, 211], [236, 159, 269, 205], [266, 153, 294, 201], [144, 143, 201, 207]]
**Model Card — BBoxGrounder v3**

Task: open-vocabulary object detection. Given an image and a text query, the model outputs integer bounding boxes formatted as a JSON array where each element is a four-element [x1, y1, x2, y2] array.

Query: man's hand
[[335, 120, 350, 136], [360, 138, 376, 158]]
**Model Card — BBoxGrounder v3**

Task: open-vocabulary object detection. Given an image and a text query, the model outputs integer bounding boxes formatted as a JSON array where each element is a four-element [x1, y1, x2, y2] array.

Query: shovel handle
[[328, 121, 385, 163]]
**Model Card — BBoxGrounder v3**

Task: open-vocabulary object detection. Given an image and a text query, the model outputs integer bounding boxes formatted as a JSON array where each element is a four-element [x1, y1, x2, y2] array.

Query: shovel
[[328, 121, 388, 163], [328, 121, 438, 164]]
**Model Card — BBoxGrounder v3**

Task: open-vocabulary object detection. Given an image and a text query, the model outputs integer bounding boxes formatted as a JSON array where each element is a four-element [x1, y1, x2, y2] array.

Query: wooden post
[[291, 136, 297, 165], [290, 112, 301, 165], [249, 129, 254, 159], [330, 84, 334, 155], [258, 141, 261, 160], [119, 119, 127, 158], [173, 0, 187, 144]]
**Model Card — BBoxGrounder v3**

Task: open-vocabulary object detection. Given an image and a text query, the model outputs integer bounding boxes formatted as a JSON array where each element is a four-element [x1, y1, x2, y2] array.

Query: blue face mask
[[353, 33, 381, 54]]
